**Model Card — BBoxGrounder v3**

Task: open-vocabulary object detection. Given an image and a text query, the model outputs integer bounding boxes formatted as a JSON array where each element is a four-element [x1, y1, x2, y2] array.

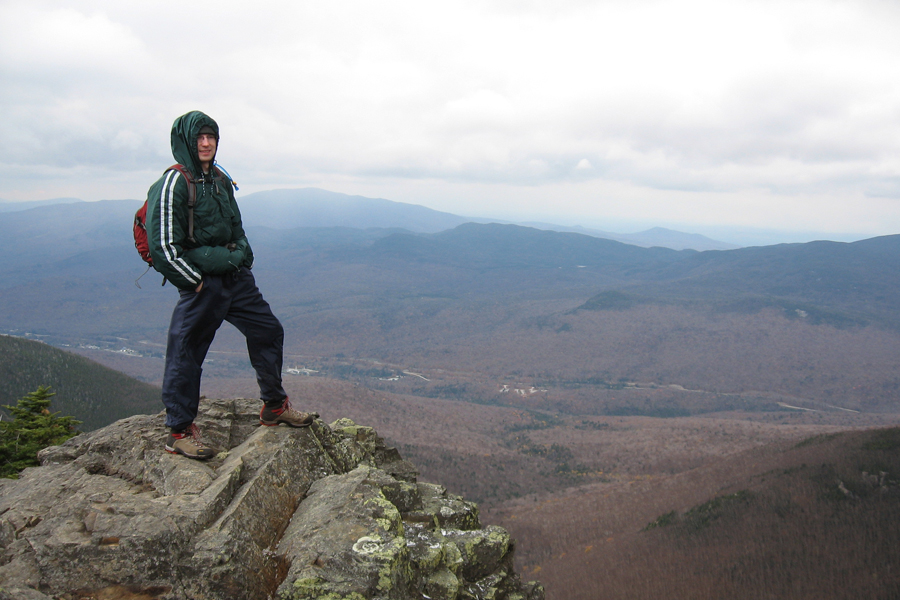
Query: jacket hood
[[170, 111, 219, 176]]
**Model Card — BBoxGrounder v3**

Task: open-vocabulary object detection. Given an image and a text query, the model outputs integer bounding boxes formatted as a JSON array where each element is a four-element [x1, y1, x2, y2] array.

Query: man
[[146, 110, 317, 460]]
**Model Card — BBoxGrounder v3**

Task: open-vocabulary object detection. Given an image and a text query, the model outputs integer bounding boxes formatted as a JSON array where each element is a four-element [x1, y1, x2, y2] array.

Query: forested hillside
[[0, 335, 160, 430], [492, 426, 900, 600]]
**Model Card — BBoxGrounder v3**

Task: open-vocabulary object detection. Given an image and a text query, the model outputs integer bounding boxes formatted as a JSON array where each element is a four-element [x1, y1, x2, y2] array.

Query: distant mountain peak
[[237, 188, 470, 233], [520, 221, 738, 251], [0, 198, 84, 213]]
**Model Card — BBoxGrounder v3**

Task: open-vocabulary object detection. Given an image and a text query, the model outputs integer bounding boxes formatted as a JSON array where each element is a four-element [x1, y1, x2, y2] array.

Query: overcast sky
[[2, 0, 900, 243]]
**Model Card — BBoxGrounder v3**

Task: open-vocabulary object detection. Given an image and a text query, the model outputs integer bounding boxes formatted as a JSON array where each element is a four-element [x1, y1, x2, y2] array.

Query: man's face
[[197, 133, 217, 168]]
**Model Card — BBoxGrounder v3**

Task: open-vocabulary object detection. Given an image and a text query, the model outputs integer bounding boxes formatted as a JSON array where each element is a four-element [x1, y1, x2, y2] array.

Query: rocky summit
[[0, 399, 543, 600]]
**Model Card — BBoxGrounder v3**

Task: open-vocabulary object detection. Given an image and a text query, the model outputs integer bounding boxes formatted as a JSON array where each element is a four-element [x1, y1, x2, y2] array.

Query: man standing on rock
[[145, 110, 317, 460]]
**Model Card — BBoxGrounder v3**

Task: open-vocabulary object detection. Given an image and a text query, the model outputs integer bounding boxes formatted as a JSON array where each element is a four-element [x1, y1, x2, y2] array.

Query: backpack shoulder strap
[[167, 164, 196, 243]]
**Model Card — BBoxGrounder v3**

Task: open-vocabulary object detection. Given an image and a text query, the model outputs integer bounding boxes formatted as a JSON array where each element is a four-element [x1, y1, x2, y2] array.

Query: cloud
[[0, 6, 146, 72], [2, 0, 900, 237], [0, 4, 167, 169]]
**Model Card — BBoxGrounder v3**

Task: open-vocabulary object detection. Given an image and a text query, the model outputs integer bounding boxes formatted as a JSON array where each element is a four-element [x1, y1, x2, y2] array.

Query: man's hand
[[195, 281, 204, 293]]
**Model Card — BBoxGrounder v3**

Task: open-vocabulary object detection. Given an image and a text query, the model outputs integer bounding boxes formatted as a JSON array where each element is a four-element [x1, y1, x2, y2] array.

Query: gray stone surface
[[0, 399, 543, 600]]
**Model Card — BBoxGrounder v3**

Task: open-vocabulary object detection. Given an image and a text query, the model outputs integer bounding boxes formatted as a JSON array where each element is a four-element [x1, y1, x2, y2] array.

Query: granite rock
[[0, 399, 543, 600]]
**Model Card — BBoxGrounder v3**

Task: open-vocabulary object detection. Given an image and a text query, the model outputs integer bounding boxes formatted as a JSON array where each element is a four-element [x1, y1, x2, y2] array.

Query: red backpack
[[133, 164, 196, 286]]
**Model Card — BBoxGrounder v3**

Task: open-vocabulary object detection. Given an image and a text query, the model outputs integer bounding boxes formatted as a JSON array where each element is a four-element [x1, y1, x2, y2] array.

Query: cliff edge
[[0, 398, 544, 600]]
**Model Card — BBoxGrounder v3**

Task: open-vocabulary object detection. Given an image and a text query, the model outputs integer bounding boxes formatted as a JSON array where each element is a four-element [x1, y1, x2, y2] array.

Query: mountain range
[[0, 197, 83, 212], [0, 188, 734, 250], [1, 189, 899, 414]]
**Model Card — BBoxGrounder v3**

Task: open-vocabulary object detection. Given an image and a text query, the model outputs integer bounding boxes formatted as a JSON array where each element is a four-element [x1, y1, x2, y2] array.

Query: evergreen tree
[[0, 386, 80, 478]]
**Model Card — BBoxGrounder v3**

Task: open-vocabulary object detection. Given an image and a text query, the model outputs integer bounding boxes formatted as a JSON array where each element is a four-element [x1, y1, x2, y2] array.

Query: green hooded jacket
[[145, 111, 253, 290]]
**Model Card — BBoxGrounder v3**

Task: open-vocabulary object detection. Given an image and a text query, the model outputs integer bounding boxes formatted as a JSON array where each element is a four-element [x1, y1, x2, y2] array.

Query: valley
[[69, 344, 900, 599], [3, 196, 900, 598]]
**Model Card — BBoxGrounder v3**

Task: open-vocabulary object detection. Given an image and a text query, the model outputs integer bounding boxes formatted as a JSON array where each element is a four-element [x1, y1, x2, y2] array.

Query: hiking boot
[[260, 397, 318, 428], [165, 423, 215, 460]]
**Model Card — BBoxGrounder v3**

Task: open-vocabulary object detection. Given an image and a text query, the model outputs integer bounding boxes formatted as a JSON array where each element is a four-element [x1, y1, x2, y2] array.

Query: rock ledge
[[0, 399, 543, 600]]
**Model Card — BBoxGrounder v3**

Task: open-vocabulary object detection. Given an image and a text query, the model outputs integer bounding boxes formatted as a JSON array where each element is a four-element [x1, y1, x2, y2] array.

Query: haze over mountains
[[0, 188, 736, 250], [2, 188, 900, 413], [5, 203, 899, 402], [0, 197, 84, 212]]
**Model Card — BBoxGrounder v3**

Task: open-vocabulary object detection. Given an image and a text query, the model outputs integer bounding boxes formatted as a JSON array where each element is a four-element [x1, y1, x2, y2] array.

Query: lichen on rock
[[0, 399, 544, 600]]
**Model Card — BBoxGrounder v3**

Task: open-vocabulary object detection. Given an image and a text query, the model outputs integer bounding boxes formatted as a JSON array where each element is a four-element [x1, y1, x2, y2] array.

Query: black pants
[[162, 267, 286, 430]]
